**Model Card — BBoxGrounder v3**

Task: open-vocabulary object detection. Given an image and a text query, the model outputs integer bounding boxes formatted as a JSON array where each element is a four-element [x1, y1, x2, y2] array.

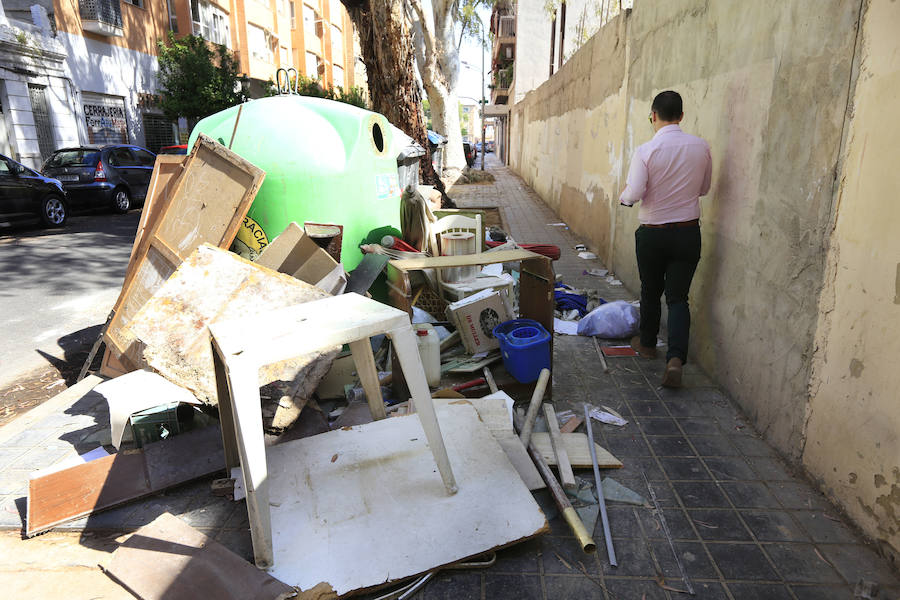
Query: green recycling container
[[188, 95, 406, 271]]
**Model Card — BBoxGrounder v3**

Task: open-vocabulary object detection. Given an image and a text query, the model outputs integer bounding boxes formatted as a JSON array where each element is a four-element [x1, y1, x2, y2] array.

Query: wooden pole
[[519, 368, 550, 447]]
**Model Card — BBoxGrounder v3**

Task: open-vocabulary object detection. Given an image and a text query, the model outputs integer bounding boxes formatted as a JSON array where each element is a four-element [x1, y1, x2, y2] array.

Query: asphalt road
[[0, 211, 140, 389]]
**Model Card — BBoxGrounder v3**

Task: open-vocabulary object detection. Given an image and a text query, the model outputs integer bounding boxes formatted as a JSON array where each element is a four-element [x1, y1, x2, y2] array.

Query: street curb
[[0, 375, 104, 445]]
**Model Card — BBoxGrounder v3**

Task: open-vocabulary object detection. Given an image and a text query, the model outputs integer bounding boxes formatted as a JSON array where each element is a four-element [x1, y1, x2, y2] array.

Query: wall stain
[[875, 473, 886, 488], [849, 358, 865, 377], [894, 263, 900, 304], [849, 472, 858, 484]]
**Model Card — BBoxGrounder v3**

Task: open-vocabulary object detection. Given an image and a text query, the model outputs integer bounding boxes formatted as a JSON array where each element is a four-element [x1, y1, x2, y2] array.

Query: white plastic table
[[209, 293, 458, 568]]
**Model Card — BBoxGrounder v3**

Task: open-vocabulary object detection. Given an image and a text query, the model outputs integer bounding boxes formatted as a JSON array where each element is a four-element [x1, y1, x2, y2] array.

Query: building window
[[191, 0, 230, 47], [305, 51, 321, 79], [329, 0, 341, 21], [333, 64, 344, 89], [290, 1, 296, 29], [278, 0, 288, 15], [280, 45, 290, 66], [331, 23, 343, 65], [124, 0, 145, 8], [249, 23, 274, 62], [165, 0, 178, 32], [303, 3, 318, 36]]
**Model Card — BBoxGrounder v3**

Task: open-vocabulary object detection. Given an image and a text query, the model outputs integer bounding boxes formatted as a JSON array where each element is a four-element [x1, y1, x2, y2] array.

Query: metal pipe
[[513, 412, 596, 553], [584, 403, 617, 566]]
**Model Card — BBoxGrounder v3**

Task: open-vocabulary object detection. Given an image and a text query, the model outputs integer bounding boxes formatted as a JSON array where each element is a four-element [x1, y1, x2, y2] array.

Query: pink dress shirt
[[619, 124, 712, 225]]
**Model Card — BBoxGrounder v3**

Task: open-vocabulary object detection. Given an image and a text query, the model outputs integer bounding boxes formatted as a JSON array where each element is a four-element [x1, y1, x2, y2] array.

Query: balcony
[[490, 67, 512, 105], [492, 15, 515, 63], [80, 0, 124, 37]]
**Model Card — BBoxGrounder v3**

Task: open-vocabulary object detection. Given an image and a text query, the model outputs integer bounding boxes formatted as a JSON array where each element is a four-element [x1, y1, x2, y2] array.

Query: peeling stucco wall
[[510, 0, 897, 556], [803, 0, 900, 562]]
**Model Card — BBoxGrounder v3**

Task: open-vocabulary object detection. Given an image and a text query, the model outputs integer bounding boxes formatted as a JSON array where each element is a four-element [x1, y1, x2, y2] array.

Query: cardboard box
[[446, 290, 512, 354], [256, 222, 347, 294]]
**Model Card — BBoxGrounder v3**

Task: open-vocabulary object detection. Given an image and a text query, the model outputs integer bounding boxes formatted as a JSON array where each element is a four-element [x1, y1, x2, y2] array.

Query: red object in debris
[[451, 377, 487, 392], [382, 235, 420, 253], [485, 241, 561, 261], [601, 346, 639, 357]]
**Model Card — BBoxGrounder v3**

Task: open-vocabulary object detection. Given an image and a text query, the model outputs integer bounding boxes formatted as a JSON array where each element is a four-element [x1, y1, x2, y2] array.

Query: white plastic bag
[[576, 300, 639, 338]]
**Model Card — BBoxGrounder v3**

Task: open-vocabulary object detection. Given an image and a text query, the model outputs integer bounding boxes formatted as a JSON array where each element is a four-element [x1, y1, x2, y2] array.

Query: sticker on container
[[375, 173, 401, 200], [231, 215, 270, 261]]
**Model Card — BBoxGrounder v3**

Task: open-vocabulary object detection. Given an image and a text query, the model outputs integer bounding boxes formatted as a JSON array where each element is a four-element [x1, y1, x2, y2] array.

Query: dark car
[[0, 153, 68, 227], [159, 144, 188, 155], [42, 144, 156, 214], [463, 142, 477, 167]]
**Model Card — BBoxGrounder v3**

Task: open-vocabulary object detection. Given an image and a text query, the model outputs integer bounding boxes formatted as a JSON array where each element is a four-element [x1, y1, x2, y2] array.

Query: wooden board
[[263, 401, 548, 596], [531, 432, 622, 469], [105, 513, 295, 600], [388, 249, 541, 271], [104, 135, 264, 369], [26, 425, 224, 537], [602, 346, 638, 357], [126, 245, 335, 406]]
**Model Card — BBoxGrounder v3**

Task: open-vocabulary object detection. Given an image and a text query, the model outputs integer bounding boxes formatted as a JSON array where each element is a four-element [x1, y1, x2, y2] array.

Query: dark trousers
[[635, 224, 701, 363]]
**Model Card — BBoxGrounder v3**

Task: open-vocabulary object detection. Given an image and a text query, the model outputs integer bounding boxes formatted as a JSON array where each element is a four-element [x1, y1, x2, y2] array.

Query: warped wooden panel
[[125, 154, 186, 267], [26, 426, 224, 537], [103, 135, 264, 371], [531, 432, 622, 469]]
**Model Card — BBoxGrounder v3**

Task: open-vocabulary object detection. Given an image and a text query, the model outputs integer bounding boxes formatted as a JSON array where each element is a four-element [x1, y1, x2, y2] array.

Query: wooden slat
[[531, 432, 622, 469], [26, 426, 224, 537], [388, 249, 540, 271], [103, 135, 264, 371]]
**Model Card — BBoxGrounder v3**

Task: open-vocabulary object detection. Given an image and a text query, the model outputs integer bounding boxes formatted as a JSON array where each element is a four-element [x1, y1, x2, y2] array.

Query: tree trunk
[[341, 0, 436, 184], [409, 0, 467, 182]]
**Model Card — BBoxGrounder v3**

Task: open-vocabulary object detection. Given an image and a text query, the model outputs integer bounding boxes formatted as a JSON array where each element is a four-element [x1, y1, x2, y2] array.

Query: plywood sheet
[[104, 135, 264, 368], [264, 401, 548, 596], [26, 426, 224, 536], [126, 245, 335, 406], [105, 513, 294, 600], [531, 432, 622, 469]]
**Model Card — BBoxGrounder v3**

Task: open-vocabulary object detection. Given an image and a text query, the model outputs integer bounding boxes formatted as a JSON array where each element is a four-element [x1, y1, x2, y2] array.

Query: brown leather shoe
[[630, 336, 658, 358], [662, 357, 683, 388]]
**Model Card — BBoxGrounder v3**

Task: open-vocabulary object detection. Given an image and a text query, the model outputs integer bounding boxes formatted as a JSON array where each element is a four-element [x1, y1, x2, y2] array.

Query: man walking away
[[619, 91, 712, 387]]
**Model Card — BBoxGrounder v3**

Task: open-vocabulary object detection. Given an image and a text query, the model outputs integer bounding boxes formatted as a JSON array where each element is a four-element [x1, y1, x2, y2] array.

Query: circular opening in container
[[372, 123, 384, 153], [510, 327, 539, 341]]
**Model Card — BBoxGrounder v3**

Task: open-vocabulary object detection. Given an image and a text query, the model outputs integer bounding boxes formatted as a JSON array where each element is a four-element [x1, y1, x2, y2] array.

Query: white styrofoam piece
[[93, 369, 201, 449], [264, 401, 548, 594]]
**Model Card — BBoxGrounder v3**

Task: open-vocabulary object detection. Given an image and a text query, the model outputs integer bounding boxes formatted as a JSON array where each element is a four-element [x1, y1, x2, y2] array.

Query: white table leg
[[225, 359, 274, 568], [349, 338, 387, 420], [390, 325, 458, 495]]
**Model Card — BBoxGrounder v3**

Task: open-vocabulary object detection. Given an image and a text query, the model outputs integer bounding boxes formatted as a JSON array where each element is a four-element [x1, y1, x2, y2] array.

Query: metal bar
[[514, 411, 596, 553], [483, 366, 498, 393], [77, 309, 114, 382], [519, 368, 550, 447], [584, 403, 617, 566], [641, 468, 695, 595]]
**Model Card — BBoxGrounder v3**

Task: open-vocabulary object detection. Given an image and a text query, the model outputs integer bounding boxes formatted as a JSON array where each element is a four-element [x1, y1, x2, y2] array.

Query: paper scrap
[[589, 406, 628, 427], [548, 222, 568, 227], [578, 251, 598, 260], [553, 318, 579, 335], [605, 275, 623, 286], [480, 263, 503, 277], [584, 268, 609, 277]]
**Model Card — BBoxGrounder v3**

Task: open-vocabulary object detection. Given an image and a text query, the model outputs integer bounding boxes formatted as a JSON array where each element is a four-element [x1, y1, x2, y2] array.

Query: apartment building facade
[[0, 0, 360, 168]]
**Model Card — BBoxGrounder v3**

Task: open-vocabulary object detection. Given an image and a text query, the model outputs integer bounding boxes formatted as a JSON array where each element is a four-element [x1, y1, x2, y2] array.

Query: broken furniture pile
[[24, 135, 651, 599]]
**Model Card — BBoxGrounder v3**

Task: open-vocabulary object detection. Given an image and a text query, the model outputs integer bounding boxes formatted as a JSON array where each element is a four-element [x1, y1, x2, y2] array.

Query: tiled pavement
[[0, 154, 896, 599]]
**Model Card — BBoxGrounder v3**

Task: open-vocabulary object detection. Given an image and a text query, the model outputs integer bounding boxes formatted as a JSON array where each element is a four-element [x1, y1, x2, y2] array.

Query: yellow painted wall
[[803, 0, 900, 560]]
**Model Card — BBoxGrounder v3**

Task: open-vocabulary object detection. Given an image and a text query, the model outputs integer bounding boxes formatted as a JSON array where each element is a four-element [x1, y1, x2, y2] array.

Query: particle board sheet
[[104, 135, 264, 368], [530, 432, 622, 469], [26, 426, 224, 537], [263, 400, 548, 596], [125, 244, 335, 406], [105, 512, 295, 600]]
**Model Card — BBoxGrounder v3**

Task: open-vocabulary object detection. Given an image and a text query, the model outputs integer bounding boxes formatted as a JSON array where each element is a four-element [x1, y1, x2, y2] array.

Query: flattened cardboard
[[445, 290, 512, 354]]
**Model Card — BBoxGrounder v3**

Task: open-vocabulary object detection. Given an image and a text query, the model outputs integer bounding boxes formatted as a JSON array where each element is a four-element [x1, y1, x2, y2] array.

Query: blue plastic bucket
[[493, 319, 551, 383]]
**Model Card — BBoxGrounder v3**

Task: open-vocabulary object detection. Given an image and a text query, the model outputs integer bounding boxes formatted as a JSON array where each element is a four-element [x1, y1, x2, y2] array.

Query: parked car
[[159, 144, 188, 155], [0, 153, 68, 227], [42, 144, 156, 214], [475, 142, 483, 153], [463, 142, 477, 167], [486, 141, 495, 153]]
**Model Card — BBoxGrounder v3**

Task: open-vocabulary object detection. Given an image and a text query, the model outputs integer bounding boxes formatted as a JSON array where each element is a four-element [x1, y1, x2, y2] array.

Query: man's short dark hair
[[651, 91, 683, 122]]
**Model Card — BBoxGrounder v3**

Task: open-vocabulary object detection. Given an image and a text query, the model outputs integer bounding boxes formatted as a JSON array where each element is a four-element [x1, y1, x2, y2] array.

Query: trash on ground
[[584, 268, 609, 277], [601, 477, 649, 506], [589, 406, 629, 427], [554, 317, 579, 335], [577, 300, 640, 338], [446, 289, 512, 354], [255, 222, 348, 295], [531, 432, 622, 468], [578, 251, 598, 260], [601, 345, 639, 357], [104, 512, 295, 600], [554, 283, 589, 316]]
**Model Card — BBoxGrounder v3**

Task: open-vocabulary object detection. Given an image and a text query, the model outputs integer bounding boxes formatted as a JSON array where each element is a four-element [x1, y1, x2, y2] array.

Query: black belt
[[641, 219, 700, 229]]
